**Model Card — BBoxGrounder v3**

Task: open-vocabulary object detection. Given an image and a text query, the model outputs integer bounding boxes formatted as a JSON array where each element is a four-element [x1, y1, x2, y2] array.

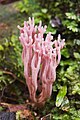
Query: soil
[[0, 1, 27, 44], [0, 112, 16, 120], [0, 0, 20, 4], [0, 1, 31, 119]]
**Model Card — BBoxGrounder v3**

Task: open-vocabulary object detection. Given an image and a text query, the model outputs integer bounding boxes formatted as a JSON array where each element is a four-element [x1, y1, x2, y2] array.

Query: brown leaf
[[0, 23, 8, 30], [8, 105, 26, 112], [20, 110, 34, 120]]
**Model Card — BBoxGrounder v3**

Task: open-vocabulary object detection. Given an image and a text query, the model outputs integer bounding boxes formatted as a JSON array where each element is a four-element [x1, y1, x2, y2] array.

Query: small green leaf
[[61, 48, 70, 58], [56, 86, 67, 107], [16, 111, 22, 120], [62, 20, 78, 32], [46, 25, 57, 35], [0, 45, 4, 51], [41, 8, 48, 13], [0, 71, 3, 75], [61, 97, 70, 111], [66, 12, 77, 20], [0, 106, 4, 111], [72, 83, 80, 95], [60, 60, 74, 66], [74, 52, 80, 59]]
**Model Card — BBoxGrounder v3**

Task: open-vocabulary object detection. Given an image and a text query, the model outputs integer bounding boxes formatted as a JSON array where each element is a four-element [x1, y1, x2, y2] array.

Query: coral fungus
[[18, 17, 65, 106]]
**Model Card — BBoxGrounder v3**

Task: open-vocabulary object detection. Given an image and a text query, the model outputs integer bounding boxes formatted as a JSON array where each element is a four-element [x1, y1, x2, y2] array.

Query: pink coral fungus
[[18, 17, 65, 106]]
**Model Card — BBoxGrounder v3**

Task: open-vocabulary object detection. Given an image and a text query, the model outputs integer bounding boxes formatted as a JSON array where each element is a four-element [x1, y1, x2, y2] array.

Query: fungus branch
[[18, 17, 65, 106]]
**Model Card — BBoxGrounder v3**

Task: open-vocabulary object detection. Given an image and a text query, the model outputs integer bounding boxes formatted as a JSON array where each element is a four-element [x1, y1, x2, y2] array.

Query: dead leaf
[[20, 110, 34, 120], [0, 23, 8, 30]]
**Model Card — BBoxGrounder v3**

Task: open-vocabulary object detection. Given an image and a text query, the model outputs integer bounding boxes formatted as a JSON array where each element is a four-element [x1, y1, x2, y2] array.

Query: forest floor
[[0, 2, 49, 120], [0, 1, 26, 43], [0, 1, 37, 120]]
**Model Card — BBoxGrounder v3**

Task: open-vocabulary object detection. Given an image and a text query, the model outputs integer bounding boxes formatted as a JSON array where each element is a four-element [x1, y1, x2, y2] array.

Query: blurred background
[[0, 0, 80, 119]]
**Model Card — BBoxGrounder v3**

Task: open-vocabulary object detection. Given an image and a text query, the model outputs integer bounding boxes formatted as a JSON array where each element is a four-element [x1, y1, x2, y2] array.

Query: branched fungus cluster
[[18, 17, 65, 106]]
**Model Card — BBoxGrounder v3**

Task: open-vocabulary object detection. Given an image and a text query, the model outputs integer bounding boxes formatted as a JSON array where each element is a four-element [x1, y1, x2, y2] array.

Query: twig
[[2, 70, 25, 84], [0, 102, 27, 112], [40, 114, 52, 120]]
